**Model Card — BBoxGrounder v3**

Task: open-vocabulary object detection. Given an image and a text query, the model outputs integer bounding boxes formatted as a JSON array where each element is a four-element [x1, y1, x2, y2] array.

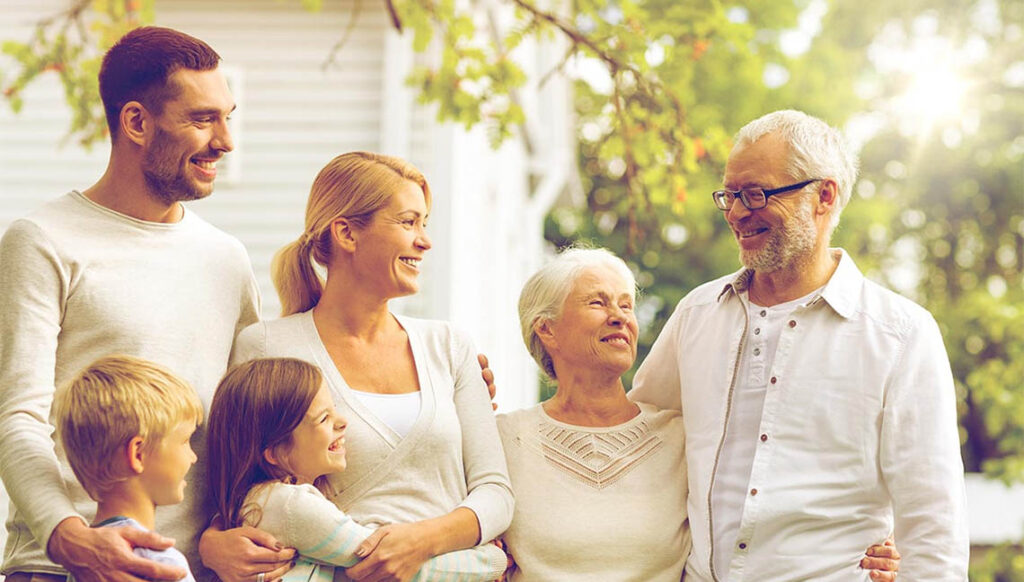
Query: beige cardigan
[[230, 312, 514, 547]]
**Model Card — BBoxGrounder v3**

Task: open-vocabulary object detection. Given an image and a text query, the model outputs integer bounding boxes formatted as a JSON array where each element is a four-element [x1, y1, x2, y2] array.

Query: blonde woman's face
[[353, 180, 431, 299]]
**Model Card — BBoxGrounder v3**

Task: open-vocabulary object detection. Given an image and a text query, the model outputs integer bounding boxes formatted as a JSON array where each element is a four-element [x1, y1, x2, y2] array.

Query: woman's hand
[[860, 537, 901, 581], [345, 522, 435, 582], [198, 520, 296, 582]]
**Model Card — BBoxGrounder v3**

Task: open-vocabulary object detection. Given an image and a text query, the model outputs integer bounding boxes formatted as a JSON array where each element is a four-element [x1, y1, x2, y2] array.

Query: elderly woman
[[206, 152, 513, 582], [498, 247, 900, 581], [498, 248, 688, 580]]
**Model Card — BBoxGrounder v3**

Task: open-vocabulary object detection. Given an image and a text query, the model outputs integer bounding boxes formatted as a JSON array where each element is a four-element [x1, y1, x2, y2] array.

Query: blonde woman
[[222, 152, 513, 582]]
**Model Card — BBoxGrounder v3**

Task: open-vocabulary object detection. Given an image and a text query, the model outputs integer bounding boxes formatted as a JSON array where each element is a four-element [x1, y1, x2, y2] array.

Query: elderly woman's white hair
[[734, 110, 859, 234], [518, 246, 637, 380]]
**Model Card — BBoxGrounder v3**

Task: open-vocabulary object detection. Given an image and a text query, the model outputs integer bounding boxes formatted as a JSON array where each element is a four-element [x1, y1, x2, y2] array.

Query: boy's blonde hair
[[54, 355, 203, 501]]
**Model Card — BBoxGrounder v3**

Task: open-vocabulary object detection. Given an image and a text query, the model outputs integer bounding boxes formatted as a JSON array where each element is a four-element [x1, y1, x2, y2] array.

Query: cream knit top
[[497, 402, 690, 581]]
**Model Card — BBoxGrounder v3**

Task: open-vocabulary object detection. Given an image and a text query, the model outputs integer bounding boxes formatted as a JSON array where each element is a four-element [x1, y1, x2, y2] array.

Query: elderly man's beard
[[738, 197, 818, 273]]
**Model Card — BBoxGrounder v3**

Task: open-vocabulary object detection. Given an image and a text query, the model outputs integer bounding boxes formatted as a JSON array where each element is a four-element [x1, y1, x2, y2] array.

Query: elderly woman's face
[[543, 265, 638, 376]]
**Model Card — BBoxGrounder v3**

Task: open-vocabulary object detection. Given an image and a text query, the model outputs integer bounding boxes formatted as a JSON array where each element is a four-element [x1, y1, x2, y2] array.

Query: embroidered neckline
[[535, 414, 664, 490]]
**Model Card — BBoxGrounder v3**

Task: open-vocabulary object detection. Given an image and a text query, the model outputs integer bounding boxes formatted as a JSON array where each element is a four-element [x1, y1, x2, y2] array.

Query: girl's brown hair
[[271, 151, 431, 316], [206, 358, 325, 527]]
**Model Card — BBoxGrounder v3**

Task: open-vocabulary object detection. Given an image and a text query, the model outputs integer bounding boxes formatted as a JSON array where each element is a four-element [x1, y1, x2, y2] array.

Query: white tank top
[[350, 390, 422, 438]]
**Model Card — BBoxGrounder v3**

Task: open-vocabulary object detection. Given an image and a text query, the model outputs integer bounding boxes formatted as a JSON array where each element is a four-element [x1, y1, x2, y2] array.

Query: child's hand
[[198, 521, 296, 582], [48, 516, 185, 582]]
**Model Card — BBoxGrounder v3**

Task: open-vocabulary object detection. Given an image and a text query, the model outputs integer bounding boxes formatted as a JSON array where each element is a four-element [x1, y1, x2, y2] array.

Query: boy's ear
[[127, 436, 146, 474]]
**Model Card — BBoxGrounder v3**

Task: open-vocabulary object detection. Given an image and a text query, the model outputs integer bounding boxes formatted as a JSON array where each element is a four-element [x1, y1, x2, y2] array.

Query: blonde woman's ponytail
[[271, 236, 322, 316]]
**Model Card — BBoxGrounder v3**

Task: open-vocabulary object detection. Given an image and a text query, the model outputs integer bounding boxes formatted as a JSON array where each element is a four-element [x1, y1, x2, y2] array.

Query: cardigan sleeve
[[270, 485, 507, 580], [0, 220, 82, 549], [448, 327, 515, 543]]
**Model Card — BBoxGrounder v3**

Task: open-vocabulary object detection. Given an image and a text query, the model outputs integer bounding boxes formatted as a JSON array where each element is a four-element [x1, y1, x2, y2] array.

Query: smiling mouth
[[738, 227, 769, 239], [601, 335, 631, 346], [399, 257, 421, 269], [329, 436, 345, 453], [191, 157, 218, 177]]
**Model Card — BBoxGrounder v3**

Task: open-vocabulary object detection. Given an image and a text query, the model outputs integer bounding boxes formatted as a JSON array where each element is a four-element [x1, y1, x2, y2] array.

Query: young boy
[[54, 355, 203, 582]]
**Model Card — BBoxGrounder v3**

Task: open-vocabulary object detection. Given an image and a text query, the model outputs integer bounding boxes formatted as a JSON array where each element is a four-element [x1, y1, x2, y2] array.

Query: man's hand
[[860, 537, 901, 581], [47, 516, 185, 582], [199, 521, 295, 582], [478, 354, 497, 411], [346, 522, 434, 582]]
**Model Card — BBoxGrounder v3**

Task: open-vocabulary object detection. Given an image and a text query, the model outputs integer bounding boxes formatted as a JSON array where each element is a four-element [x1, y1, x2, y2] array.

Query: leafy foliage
[[1, 0, 151, 147]]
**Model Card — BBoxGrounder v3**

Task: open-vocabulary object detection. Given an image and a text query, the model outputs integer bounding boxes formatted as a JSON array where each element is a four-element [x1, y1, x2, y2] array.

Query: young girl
[[206, 358, 509, 582]]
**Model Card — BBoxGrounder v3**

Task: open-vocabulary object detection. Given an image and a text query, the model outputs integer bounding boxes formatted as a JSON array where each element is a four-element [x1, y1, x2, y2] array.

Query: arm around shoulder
[[630, 301, 684, 411]]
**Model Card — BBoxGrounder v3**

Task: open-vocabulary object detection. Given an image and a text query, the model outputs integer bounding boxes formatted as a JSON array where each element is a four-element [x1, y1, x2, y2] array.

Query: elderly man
[[630, 110, 969, 580], [0, 27, 293, 582]]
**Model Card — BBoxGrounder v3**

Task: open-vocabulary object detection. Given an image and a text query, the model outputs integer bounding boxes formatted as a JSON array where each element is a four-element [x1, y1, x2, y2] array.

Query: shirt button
[[753, 347, 761, 356], [750, 488, 758, 496], [788, 320, 797, 328], [760, 433, 768, 442], [770, 376, 777, 384], [754, 328, 761, 335], [738, 542, 747, 550], [760, 310, 767, 317]]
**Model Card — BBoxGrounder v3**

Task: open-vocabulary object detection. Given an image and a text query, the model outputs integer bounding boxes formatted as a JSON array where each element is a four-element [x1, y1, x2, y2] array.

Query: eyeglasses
[[712, 179, 822, 211]]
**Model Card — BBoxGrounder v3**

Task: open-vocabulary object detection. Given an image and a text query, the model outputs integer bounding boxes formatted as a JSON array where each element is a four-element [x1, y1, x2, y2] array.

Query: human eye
[[743, 188, 766, 203]]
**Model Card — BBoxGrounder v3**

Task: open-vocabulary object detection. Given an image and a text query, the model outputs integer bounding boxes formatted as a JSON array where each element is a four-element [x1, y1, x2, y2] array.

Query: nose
[[212, 118, 234, 153], [725, 197, 752, 224], [416, 227, 432, 251], [607, 306, 624, 327], [334, 411, 347, 433]]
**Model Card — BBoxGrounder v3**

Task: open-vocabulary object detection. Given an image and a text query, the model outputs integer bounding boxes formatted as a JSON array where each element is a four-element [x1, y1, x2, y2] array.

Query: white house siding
[[0, 0, 558, 560]]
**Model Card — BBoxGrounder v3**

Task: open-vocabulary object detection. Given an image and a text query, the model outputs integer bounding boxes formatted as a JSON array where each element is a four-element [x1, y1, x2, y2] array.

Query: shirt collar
[[716, 249, 863, 319]]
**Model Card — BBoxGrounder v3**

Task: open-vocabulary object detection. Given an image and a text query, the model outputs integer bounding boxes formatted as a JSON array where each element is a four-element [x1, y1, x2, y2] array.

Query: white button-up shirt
[[631, 250, 969, 581]]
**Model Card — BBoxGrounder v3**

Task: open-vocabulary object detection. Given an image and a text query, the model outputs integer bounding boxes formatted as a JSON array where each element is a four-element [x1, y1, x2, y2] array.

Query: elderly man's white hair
[[518, 246, 637, 380], [734, 110, 859, 234]]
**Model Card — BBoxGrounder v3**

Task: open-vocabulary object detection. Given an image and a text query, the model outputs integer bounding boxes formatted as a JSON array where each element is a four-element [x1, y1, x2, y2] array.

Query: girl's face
[[269, 383, 347, 484]]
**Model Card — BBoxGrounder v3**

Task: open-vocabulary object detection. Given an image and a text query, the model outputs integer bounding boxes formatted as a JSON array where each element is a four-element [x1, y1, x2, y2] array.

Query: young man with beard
[[630, 110, 969, 580], [0, 27, 293, 582]]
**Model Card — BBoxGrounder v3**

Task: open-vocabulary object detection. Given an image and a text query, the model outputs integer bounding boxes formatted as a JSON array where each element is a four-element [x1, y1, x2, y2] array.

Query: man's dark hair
[[99, 26, 221, 139]]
